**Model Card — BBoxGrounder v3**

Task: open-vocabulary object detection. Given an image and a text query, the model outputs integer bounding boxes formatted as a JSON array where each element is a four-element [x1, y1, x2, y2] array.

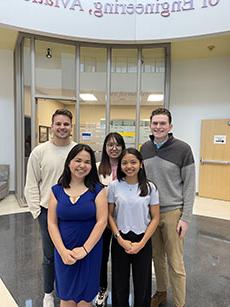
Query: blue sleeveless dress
[[52, 183, 103, 303]]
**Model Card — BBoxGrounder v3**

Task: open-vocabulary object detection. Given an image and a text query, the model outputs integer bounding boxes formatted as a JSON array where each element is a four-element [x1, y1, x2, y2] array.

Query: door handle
[[200, 158, 230, 165]]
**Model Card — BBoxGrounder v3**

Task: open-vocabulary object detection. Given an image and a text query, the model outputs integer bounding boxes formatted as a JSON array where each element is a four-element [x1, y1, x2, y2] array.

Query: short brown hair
[[52, 109, 73, 124], [150, 108, 172, 124]]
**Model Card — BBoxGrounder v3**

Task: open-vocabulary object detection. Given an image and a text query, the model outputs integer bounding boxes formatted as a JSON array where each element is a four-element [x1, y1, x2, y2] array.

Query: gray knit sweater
[[140, 134, 195, 223]]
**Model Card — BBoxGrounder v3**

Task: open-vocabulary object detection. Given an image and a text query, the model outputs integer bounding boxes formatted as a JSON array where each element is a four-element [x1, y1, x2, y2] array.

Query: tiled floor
[[0, 195, 230, 307], [193, 196, 230, 221], [0, 194, 29, 216], [0, 278, 18, 307], [1, 194, 230, 220]]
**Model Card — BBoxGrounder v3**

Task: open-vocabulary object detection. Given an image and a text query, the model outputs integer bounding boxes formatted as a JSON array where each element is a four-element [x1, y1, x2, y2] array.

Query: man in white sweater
[[24, 109, 76, 307]]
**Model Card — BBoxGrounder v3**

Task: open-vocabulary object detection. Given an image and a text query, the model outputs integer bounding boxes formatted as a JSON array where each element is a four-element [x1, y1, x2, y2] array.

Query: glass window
[[80, 56, 96, 72], [79, 47, 107, 157], [35, 40, 75, 97], [111, 49, 137, 147], [139, 48, 166, 146], [16, 33, 170, 205]]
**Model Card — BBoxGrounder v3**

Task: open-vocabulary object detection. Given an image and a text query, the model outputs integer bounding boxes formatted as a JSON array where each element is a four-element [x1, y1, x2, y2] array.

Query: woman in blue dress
[[48, 144, 108, 307]]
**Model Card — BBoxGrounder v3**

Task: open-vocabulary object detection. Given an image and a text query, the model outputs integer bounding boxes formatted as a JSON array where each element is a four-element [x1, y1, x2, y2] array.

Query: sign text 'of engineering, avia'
[[24, 0, 221, 18]]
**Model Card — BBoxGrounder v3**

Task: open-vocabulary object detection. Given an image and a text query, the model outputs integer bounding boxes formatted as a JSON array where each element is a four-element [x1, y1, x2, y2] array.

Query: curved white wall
[[0, 0, 229, 42]]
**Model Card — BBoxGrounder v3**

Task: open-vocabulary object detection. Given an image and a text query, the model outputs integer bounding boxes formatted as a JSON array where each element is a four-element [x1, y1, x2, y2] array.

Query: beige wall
[[37, 99, 65, 127], [37, 100, 69, 143]]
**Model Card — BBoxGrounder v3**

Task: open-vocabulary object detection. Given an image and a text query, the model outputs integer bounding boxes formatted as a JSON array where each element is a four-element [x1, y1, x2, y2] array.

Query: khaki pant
[[152, 209, 186, 307]]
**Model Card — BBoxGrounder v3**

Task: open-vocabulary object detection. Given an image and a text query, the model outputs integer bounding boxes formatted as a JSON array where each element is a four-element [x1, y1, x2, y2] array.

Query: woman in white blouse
[[108, 148, 160, 307]]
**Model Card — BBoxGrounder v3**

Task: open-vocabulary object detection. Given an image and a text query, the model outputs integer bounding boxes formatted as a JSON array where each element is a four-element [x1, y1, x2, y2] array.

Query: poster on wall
[[39, 126, 49, 143], [81, 132, 92, 141]]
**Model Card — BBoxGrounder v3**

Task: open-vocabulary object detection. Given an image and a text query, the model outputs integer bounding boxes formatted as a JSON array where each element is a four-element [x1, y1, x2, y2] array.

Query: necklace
[[127, 182, 138, 191]]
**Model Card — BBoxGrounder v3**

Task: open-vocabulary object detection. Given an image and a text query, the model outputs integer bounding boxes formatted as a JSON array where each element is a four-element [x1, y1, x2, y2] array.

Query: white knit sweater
[[24, 141, 76, 219]]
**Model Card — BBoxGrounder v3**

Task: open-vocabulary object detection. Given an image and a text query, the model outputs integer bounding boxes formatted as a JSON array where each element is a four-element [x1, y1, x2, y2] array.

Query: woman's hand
[[60, 249, 77, 265], [126, 241, 145, 254], [72, 247, 88, 260], [117, 237, 133, 252]]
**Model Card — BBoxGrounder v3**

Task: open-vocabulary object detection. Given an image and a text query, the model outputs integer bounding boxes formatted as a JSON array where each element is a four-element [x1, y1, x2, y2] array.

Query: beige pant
[[152, 209, 186, 307]]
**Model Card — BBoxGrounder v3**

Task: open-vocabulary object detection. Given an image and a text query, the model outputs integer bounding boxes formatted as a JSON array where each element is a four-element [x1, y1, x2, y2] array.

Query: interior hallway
[[0, 195, 229, 307]]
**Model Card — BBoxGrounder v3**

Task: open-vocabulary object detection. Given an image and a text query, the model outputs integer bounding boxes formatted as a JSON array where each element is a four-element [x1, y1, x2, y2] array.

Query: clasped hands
[[61, 246, 87, 265], [118, 238, 144, 254]]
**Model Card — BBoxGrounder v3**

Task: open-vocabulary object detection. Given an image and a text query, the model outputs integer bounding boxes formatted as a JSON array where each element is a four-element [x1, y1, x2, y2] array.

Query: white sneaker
[[43, 293, 54, 307], [95, 288, 108, 307]]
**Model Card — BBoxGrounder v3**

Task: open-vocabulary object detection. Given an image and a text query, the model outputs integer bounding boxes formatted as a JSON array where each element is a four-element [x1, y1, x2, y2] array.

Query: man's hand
[[176, 219, 189, 239]]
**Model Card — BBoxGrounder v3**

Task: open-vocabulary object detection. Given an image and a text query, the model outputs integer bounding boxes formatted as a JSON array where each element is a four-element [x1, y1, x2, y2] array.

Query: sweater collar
[[149, 133, 174, 148]]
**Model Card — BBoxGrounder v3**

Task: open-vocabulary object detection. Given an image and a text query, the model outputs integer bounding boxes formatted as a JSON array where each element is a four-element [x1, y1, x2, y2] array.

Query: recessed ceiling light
[[80, 94, 97, 101], [147, 94, 164, 102]]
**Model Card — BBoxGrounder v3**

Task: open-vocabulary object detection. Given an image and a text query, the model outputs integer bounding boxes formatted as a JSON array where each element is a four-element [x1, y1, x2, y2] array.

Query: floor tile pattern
[[0, 212, 229, 306]]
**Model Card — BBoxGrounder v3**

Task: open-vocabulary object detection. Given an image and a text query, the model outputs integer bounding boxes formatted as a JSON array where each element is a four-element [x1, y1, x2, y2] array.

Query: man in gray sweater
[[24, 109, 76, 307], [140, 108, 195, 307]]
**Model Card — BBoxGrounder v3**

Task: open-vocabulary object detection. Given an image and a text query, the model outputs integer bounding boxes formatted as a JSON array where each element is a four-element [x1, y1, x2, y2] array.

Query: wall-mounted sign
[[81, 132, 92, 140], [0, 0, 228, 42], [213, 135, 226, 144]]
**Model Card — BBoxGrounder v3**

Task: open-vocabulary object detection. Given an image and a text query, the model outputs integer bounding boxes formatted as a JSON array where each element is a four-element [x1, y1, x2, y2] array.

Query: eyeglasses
[[106, 143, 122, 149]]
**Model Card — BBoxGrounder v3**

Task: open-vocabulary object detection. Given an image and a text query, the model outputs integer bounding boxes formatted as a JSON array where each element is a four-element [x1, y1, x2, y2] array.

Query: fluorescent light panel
[[147, 94, 164, 102], [80, 94, 97, 101]]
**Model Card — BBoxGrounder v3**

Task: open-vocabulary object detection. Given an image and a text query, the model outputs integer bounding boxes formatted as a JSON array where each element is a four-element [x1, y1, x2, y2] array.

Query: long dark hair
[[58, 144, 101, 190], [117, 148, 151, 197], [98, 132, 125, 178]]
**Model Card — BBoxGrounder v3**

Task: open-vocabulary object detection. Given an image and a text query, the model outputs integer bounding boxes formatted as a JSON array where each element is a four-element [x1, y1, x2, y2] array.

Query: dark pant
[[99, 227, 112, 289], [111, 231, 152, 307], [38, 207, 55, 294]]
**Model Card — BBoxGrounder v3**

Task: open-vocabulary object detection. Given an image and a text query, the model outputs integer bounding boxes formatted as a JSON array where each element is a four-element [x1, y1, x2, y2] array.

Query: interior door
[[199, 119, 230, 201]]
